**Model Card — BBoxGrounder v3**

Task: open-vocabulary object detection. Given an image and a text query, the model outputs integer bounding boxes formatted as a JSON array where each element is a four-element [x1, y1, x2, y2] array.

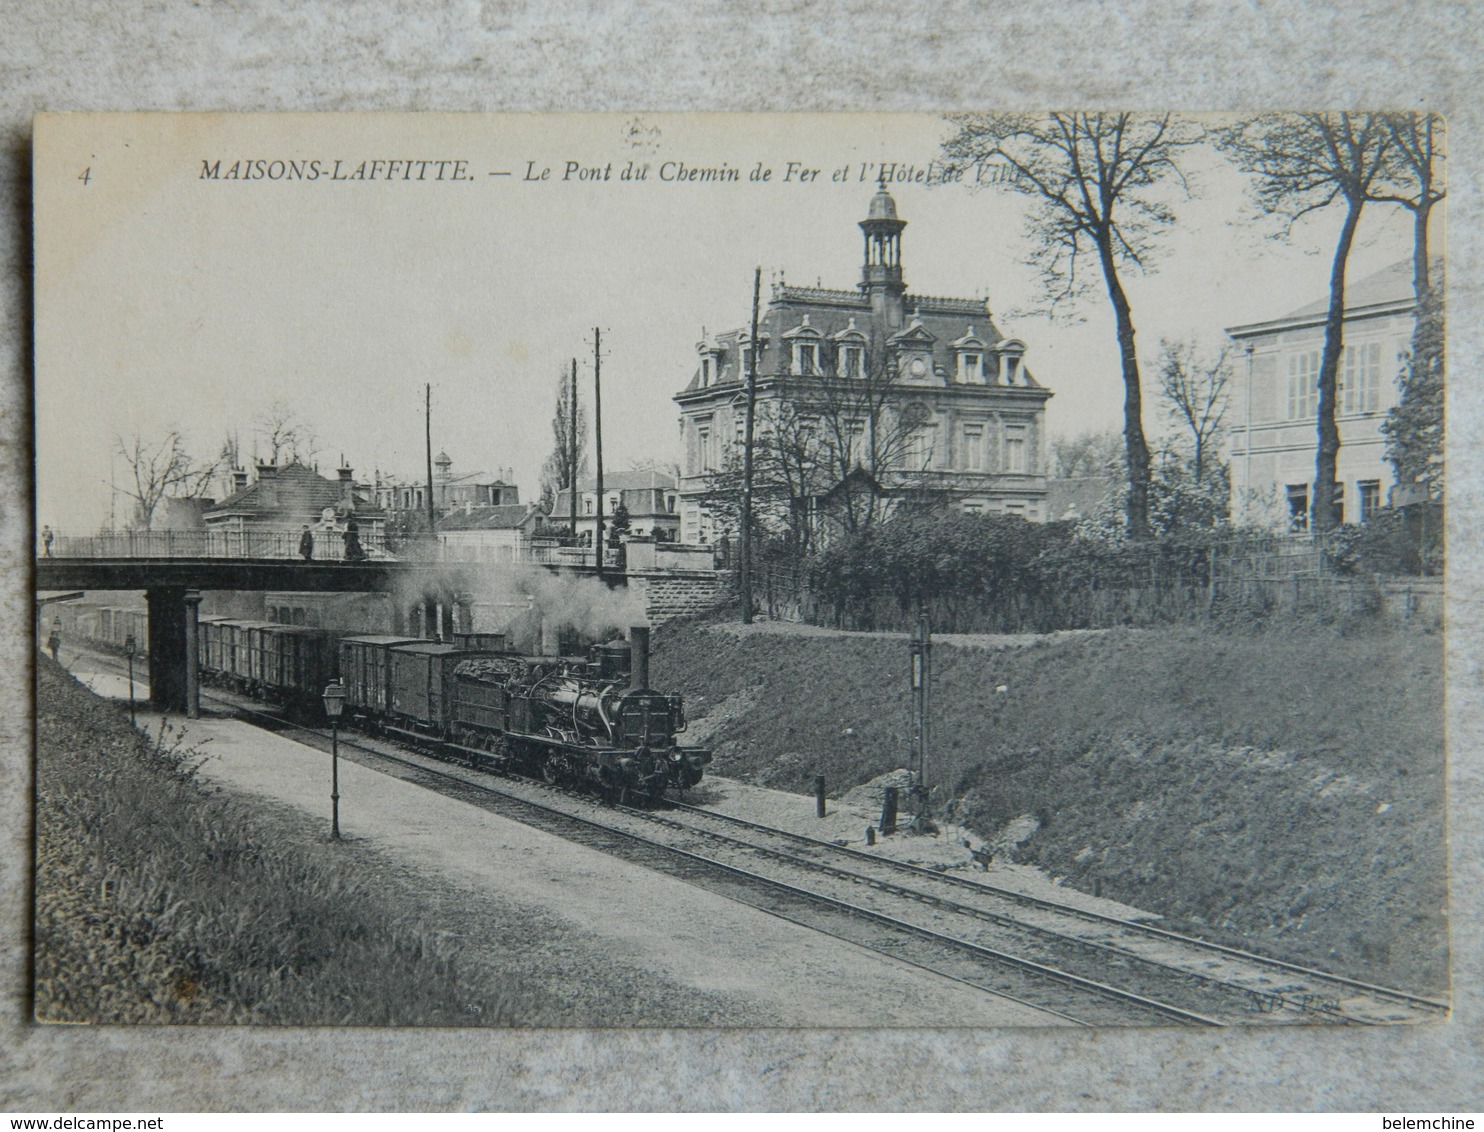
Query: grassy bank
[[35, 658, 767, 1026], [34, 659, 519, 1023], [652, 619, 1448, 994]]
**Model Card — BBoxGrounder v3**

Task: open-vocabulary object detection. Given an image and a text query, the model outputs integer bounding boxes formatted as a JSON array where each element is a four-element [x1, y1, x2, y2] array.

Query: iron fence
[[46, 529, 623, 569]]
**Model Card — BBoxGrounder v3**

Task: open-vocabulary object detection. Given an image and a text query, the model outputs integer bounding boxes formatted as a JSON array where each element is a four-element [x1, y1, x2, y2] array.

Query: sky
[[34, 113, 1421, 532]]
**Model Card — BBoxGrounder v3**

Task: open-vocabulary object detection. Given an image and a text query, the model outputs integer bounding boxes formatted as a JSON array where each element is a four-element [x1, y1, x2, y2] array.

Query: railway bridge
[[35, 534, 622, 716], [37, 533, 728, 715]]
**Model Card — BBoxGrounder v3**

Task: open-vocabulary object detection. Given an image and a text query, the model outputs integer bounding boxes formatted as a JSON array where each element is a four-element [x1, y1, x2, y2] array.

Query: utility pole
[[569, 356, 579, 547], [740, 266, 761, 624], [593, 328, 605, 578], [909, 607, 934, 833], [424, 383, 437, 547]]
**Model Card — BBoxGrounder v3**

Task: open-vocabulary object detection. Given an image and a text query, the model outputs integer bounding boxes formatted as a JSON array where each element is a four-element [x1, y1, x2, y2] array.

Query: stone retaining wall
[[628, 569, 730, 625]]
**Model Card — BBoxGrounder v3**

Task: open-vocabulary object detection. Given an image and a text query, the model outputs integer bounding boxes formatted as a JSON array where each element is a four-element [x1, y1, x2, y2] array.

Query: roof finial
[[878, 170, 887, 191]]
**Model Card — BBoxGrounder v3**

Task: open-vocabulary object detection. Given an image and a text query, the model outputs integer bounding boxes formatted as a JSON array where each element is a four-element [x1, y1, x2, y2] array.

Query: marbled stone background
[[1, 0, 1480, 1111]]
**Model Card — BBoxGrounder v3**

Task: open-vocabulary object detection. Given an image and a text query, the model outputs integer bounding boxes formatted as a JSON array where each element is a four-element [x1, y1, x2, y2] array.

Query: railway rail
[[65, 644, 1448, 1028]]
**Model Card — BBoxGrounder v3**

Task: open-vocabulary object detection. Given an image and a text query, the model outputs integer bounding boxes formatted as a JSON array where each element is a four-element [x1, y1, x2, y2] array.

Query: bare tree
[[1218, 113, 1393, 532], [942, 113, 1202, 539], [1051, 428, 1125, 479], [212, 429, 243, 499], [700, 344, 927, 553], [116, 430, 220, 530], [806, 344, 925, 533], [1374, 113, 1446, 301], [1154, 339, 1230, 483], [538, 364, 588, 513], [255, 401, 318, 466]]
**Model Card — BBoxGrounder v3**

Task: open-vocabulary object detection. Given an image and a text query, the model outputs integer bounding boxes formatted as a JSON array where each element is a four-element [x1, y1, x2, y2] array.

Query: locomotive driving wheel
[[541, 751, 564, 785]]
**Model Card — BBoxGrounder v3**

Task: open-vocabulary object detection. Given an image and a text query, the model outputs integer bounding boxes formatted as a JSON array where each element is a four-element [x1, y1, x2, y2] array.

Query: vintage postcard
[[32, 112, 1447, 1028]]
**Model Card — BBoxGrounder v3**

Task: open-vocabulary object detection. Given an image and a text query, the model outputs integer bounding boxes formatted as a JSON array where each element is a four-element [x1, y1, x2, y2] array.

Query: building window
[[842, 418, 866, 464], [1287, 350, 1320, 420], [1004, 501, 1027, 517], [700, 357, 712, 387], [1358, 480, 1381, 522], [840, 343, 865, 378], [961, 422, 985, 471], [697, 423, 714, 472], [958, 352, 983, 384], [1340, 341, 1382, 414], [903, 425, 937, 470], [1286, 483, 1309, 531], [794, 341, 820, 375], [666, 494, 677, 512], [585, 498, 594, 515], [738, 341, 753, 378], [961, 500, 986, 515], [1004, 425, 1027, 474]]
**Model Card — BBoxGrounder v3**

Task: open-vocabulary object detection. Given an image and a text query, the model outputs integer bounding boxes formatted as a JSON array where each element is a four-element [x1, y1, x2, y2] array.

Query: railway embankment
[[652, 618, 1447, 995], [33, 657, 523, 1024]]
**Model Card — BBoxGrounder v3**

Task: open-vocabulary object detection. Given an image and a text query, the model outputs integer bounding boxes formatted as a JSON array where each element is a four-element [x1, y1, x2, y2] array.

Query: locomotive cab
[[589, 639, 632, 683]]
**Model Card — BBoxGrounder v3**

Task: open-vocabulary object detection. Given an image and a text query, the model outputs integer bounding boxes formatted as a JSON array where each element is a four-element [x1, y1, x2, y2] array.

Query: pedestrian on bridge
[[41, 525, 53, 557], [299, 525, 314, 561], [343, 516, 365, 562]]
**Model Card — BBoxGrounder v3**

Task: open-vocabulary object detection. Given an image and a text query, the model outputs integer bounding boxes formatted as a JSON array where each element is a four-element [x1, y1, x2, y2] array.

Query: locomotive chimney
[[629, 626, 650, 690]]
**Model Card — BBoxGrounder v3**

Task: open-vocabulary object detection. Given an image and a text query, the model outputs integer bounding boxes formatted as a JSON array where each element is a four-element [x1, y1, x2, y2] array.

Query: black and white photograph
[[31, 111, 1448, 1032]]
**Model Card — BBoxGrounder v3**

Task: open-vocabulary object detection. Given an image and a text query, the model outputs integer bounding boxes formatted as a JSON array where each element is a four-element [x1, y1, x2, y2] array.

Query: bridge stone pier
[[145, 586, 203, 716]]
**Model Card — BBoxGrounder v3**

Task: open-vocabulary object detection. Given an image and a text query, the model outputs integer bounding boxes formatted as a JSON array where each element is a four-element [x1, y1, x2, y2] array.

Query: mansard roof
[[205, 462, 384, 521], [436, 503, 542, 531], [680, 284, 1041, 392]]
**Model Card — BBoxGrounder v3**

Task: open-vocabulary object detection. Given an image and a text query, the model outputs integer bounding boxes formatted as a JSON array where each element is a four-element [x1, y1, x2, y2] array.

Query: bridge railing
[[52, 529, 393, 561], [46, 530, 624, 569]]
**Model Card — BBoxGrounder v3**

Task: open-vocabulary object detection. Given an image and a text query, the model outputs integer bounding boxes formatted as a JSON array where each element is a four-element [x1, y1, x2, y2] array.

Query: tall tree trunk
[[1313, 198, 1363, 533], [1097, 237, 1152, 540], [1413, 203, 1432, 301]]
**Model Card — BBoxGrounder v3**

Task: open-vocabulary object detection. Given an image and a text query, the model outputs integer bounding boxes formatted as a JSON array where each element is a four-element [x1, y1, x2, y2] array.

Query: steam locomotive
[[198, 619, 710, 803], [442, 628, 710, 801]]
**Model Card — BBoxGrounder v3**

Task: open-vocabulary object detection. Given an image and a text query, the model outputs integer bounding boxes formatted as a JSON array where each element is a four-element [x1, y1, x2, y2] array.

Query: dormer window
[[839, 344, 864, 378], [782, 316, 822, 376], [700, 357, 713, 387], [995, 339, 1027, 385], [794, 341, 820, 375], [832, 318, 867, 378], [951, 325, 988, 384]]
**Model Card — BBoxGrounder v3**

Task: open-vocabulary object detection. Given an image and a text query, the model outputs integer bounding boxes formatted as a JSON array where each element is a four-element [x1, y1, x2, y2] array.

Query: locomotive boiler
[[450, 626, 711, 801]]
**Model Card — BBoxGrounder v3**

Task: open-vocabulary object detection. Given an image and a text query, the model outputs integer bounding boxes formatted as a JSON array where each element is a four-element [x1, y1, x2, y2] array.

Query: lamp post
[[124, 633, 137, 728], [322, 681, 347, 840]]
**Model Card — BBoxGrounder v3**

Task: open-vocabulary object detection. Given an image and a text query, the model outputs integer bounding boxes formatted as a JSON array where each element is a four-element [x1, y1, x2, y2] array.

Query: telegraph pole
[[424, 383, 436, 544], [569, 357, 579, 546], [740, 266, 761, 624], [909, 607, 934, 833], [593, 328, 605, 579]]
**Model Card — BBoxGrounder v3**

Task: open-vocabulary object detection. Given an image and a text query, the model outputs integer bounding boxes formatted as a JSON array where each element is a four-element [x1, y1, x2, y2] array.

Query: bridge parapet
[[48, 531, 624, 569]]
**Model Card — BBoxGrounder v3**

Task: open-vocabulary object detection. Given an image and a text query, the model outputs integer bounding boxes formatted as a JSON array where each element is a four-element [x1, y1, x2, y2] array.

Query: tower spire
[[859, 182, 907, 330]]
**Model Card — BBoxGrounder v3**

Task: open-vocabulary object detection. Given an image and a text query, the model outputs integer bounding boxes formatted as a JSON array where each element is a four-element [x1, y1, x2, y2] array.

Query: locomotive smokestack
[[629, 626, 650, 690]]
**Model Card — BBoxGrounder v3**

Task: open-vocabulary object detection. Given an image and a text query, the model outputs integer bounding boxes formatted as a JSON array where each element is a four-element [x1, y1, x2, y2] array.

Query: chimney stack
[[232, 467, 248, 493], [629, 626, 650, 690]]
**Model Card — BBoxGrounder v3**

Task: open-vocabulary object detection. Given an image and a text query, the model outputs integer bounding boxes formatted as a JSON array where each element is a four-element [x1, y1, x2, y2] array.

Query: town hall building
[[673, 183, 1052, 544]]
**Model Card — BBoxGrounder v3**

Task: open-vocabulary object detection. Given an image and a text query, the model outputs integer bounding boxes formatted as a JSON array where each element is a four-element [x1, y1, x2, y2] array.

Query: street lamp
[[321, 681, 347, 840], [124, 633, 137, 728]]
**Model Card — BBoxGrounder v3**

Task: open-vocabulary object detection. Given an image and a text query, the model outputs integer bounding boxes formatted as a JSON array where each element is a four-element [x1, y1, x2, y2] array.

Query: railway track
[[65, 646, 1448, 1028], [649, 802, 1448, 1026]]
